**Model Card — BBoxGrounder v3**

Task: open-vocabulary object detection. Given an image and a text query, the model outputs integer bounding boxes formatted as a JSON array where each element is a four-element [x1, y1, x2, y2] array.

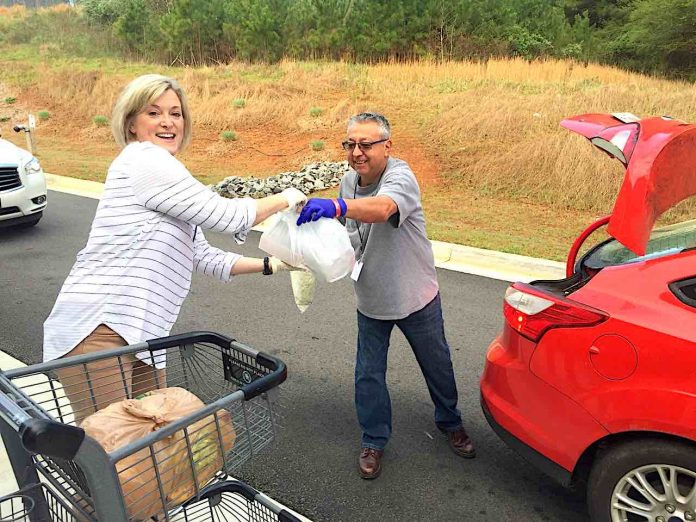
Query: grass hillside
[[1, 18, 694, 260]]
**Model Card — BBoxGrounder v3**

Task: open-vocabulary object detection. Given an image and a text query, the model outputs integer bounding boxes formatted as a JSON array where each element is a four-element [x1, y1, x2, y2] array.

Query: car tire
[[587, 438, 696, 522]]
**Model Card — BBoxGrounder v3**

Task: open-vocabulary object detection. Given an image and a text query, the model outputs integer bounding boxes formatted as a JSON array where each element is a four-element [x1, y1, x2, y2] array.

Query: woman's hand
[[253, 188, 308, 225], [280, 188, 307, 211], [270, 257, 307, 273]]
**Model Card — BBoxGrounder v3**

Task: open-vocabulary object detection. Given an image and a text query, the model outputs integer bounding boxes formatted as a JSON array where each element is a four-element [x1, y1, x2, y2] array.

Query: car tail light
[[503, 283, 608, 342]]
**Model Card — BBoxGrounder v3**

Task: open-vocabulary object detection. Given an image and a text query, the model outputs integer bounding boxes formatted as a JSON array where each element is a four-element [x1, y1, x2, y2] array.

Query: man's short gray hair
[[347, 112, 391, 139]]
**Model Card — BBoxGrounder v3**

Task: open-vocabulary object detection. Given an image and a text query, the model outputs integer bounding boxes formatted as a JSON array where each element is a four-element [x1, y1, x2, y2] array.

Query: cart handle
[[0, 392, 84, 459], [146, 331, 288, 400], [239, 347, 287, 401], [0, 389, 31, 431]]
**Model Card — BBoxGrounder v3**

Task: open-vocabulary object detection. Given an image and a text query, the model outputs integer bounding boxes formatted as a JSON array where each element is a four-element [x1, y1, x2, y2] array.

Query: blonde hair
[[111, 74, 192, 151]]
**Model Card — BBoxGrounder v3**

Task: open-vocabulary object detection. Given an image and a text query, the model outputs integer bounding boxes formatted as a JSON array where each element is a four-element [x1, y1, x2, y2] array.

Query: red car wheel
[[587, 438, 696, 522]]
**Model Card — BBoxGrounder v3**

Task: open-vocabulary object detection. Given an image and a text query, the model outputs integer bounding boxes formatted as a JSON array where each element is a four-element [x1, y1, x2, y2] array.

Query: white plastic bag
[[258, 211, 304, 267], [299, 218, 355, 283], [259, 210, 355, 283]]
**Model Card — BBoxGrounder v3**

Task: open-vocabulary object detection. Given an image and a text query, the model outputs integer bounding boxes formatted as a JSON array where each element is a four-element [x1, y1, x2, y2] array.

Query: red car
[[481, 113, 696, 522]]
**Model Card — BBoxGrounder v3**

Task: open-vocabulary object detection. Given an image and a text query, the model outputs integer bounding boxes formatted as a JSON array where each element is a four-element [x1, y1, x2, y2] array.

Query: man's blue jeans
[[355, 293, 463, 450]]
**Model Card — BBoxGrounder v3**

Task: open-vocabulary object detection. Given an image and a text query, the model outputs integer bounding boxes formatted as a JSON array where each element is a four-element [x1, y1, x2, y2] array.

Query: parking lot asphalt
[[0, 175, 571, 519]]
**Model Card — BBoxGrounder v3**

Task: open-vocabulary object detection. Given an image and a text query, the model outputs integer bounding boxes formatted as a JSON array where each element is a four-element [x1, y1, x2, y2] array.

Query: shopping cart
[[0, 483, 77, 522], [0, 331, 304, 522], [0, 480, 307, 522]]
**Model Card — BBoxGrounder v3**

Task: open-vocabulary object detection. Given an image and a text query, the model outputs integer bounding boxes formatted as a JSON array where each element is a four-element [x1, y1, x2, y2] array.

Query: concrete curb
[[44, 173, 566, 283], [44, 173, 104, 199], [431, 241, 565, 283]]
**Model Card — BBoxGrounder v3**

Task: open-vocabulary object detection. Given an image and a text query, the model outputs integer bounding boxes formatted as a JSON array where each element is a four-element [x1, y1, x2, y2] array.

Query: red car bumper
[[481, 328, 610, 485]]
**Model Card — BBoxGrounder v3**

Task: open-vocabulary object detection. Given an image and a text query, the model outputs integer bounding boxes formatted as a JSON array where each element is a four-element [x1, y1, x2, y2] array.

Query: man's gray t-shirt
[[339, 157, 439, 320]]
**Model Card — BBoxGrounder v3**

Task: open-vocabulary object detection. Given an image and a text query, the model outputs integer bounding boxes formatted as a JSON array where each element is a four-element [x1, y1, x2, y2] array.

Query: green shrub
[[507, 27, 552, 60], [93, 115, 109, 127], [4, 97, 16, 104], [309, 107, 323, 117], [82, 0, 124, 25], [310, 139, 325, 151], [37, 110, 50, 121], [220, 130, 238, 142], [232, 98, 246, 108], [0, 116, 10, 123]]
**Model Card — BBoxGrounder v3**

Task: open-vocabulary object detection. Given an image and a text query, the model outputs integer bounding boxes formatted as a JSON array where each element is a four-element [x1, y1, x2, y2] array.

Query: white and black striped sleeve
[[129, 143, 257, 243], [192, 227, 240, 282]]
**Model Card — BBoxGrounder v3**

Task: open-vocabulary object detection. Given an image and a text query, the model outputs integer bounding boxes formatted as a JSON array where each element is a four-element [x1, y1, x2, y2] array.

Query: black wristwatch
[[262, 256, 273, 275]]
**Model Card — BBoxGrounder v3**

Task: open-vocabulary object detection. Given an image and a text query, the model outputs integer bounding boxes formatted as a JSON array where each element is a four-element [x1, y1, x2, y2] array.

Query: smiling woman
[[128, 89, 184, 155], [111, 74, 192, 154], [42, 73, 309, 423]]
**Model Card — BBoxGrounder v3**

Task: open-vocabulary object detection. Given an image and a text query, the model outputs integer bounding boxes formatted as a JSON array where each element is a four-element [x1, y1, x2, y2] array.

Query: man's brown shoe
[[358, 447, 384, 479], [444, 427, 476, 458]]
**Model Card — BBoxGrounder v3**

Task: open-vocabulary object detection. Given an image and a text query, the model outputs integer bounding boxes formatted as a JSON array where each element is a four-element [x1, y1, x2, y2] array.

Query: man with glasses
[[297, 112, 475, 479]]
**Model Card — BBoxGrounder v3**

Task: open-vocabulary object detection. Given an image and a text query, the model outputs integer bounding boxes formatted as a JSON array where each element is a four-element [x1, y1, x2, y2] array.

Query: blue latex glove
[[297, 198, 345, 225]]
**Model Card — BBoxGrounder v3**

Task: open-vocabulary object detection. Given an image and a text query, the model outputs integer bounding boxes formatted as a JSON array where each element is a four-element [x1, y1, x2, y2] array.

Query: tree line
[[3, 0, 694, 79]]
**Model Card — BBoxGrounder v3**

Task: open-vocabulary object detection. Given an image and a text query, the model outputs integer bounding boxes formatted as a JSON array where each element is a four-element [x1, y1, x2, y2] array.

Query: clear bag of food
[[290, 271, 316, 313]]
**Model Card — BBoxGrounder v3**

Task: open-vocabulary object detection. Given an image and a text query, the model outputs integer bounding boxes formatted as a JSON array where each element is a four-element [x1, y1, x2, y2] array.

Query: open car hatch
[[561, 113, 696, 255]]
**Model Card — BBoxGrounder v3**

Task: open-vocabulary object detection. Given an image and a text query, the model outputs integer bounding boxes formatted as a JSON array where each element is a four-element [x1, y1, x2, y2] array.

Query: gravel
[[210, 161, 350, 198]]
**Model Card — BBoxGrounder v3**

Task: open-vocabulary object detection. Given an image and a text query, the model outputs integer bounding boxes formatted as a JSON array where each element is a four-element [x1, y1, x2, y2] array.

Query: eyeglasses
[[341, 138, 388, 152]]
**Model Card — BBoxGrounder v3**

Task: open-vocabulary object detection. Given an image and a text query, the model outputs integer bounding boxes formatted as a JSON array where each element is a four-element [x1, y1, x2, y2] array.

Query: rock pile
[[211, 161, 350, 199]]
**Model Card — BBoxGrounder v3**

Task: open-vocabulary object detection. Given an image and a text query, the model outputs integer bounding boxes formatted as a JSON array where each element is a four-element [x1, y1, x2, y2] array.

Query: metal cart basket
[[0, 483, 87, 522], [0, 479, 306, 522], [0, 331, 292, 522], [175, 480, 305, 522]]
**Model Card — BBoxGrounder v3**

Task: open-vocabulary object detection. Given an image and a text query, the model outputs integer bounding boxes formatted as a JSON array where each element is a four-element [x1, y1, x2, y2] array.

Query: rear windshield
[[583, 219, 696, 270]]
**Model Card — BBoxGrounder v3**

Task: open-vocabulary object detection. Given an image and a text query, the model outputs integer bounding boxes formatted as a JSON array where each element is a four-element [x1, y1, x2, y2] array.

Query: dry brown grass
[[0, 4, 72, 17], [0, 5, 27, 18], [1, 56, 694, 259]]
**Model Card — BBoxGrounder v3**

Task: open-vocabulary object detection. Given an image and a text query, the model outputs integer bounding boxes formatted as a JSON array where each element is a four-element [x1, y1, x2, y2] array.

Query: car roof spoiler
[[561, 113, 696, 255]]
